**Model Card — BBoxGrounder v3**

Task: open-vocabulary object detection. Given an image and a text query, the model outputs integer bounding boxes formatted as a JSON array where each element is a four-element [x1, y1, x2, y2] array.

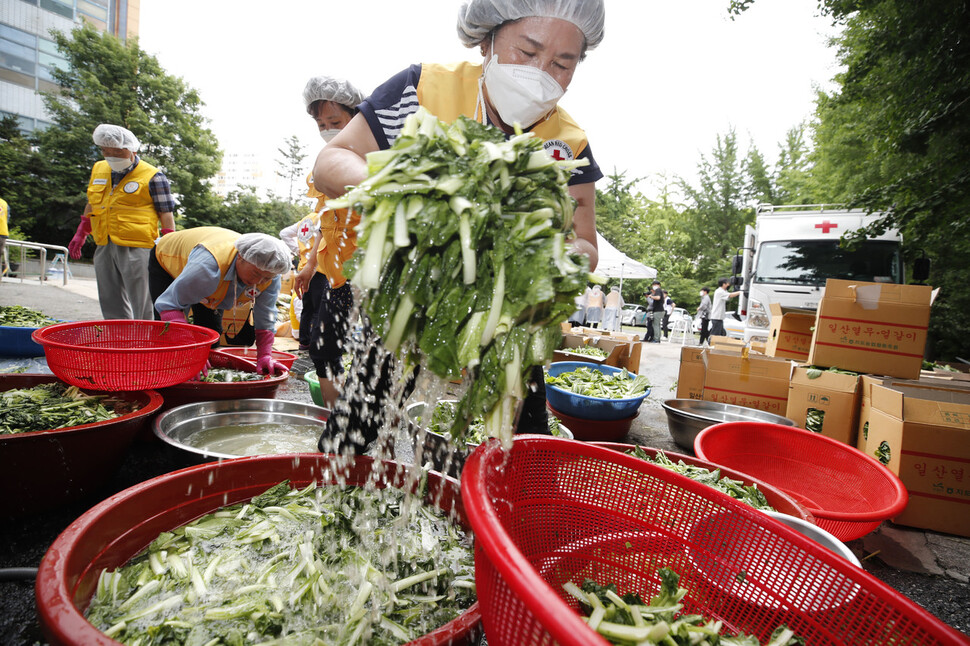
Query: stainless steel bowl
[[153, 398, 330, 462], [661, 399, 796, 451], [405, 401, 573, 478], [763, 511, 861, 567]]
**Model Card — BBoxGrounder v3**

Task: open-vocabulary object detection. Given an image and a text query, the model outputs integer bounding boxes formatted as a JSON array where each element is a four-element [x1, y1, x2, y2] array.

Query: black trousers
[[698, 317, 711, 345]]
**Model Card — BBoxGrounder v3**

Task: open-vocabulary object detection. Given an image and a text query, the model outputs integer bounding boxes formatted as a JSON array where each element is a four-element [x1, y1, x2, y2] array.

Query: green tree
[[36, 23, 222, 240], [774, 123, 814, 204], [0, 117, 48, 240], [732, 0, 970, 358], [214, 187, 306, 238], [275, 135, 307, 202], [680, 129, 756, 281]]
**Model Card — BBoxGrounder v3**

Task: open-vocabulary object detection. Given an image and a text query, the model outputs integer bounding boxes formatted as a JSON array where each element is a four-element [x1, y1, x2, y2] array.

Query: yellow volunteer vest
[[293, 211, 321, 272], [154, 226, 273, 310], [305, 173, 328, 213], [415, 61, 590, 160], [86, 160, 160, 248], [0, 198, 8, 236], [315, 207, 360, 288]]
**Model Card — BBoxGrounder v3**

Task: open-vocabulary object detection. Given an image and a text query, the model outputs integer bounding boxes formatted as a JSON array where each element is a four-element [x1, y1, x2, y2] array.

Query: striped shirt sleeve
[[358, 64, 423, 150]]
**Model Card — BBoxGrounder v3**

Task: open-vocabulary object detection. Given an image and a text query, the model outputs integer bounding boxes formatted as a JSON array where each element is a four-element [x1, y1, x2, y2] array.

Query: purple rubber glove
[[159, 309, 187, 323], [255, 329, 287, 376], [68, 217, 92, 259]]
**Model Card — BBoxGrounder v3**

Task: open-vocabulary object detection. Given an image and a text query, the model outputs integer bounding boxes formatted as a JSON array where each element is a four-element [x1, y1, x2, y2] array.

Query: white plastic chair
[[668, 315, 694, 345]]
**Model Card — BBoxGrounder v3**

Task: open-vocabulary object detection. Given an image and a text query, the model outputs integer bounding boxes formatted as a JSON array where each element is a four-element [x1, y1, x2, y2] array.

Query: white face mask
[[699, 290, 705, 297], [319, 129, 341, 142], [104, 156, 132, 172], [482, 51, 564, 129]]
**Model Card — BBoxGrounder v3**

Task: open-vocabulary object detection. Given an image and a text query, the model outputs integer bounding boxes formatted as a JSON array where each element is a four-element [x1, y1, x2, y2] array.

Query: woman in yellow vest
[[290, 75, 365, 407], [150, 227, 292, 375], [0, 196, 8, 277], [309, 0, 605, 450], [67, 124, 176, 320]]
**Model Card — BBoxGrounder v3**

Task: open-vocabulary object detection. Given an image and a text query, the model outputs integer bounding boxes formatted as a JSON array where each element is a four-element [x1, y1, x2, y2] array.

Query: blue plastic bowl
[[545, 361, 650, 421], [0, 324, 50, 358]]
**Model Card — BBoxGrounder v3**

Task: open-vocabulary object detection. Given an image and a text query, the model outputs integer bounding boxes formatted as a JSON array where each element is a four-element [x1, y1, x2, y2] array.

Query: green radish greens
[[85, 481, 476, 645], [0, 304, 59, 327], [565, 569, 803, 645], [545, 365, 650, 400], [0, 382, 123, 434], [330, 107, 591, 444]]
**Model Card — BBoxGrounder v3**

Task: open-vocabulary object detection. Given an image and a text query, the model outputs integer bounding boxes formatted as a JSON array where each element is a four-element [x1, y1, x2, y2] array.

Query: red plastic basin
[[157, 350, 289, 411], [547, 401, 636, 441], [214, 346, 297, 370], [0, 375, 163, 518], [36, 453, 481, 646], [695, 422, 909, 541]]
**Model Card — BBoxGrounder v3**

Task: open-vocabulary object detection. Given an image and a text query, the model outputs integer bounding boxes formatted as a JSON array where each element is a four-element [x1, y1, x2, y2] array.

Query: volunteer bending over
[[312, 0, 605, 447], [149, 227, 291, 375]]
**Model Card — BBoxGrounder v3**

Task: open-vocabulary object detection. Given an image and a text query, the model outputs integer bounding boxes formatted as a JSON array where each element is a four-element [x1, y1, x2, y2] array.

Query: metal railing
[[1, 239, 71, 286]]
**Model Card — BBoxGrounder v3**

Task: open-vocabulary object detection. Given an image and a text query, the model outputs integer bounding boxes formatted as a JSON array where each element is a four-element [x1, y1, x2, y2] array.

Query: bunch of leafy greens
[[197, 368, 264, 383], [564, 568, 802, 645], [564, 345, 609, 359], [545, 365, 650, 400], [0, 382, 121, 434], [627, 447, 775, 512], [0, 305, 59, 327], [332, 107, 590, 443], [85, 481, 476, 646], [420, 399, 566, 445]]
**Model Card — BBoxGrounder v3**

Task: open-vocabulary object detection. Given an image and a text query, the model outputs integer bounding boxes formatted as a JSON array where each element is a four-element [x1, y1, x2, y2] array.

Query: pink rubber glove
[[159, 309, 187, 323], [161, 228, 175, 236], [68, 217, 92, 259], [255, 329, 287, 376]]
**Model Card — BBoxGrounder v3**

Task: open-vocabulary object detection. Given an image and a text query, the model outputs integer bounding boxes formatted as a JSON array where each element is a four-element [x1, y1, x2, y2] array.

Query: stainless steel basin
[[661, 399, 796, 451], [153, 398, 330, 462]]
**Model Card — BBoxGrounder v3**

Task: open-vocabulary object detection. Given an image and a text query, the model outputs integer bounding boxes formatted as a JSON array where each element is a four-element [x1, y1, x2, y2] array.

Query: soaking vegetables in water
[[545, 365, 650, 400], [0, 382, 123, 434], [332, 107, 590, 444], [85, 480, 476, 645], [565, 569, 803, 645]]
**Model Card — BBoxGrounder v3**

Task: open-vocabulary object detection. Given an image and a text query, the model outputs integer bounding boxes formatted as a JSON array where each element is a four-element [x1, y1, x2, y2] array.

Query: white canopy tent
[[592, 233, 657, 289]]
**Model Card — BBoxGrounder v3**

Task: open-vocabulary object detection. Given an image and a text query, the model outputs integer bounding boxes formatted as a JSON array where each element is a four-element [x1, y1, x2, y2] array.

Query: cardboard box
[[554, 334, 631, 370], [857, 375, 970, 451], [677, 346, 707, 400], [766, 304, 815, 361], [868, 384, 970, 537], [709, 337, 766, 354], [701, 349, 792, 416], [807, 279, 935, 379], [787, 366, 861, 445]]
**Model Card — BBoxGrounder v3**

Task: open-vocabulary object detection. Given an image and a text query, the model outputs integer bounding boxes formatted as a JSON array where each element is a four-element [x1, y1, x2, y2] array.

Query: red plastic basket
[[694, 422, 909, 541], [36, 454, 481, 646], [32, 320, 219, 391], [461, 436, 966, 646]]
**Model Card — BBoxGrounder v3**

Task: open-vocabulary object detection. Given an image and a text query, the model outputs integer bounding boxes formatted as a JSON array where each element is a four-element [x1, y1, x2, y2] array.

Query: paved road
[[1, 276, 968, 642]]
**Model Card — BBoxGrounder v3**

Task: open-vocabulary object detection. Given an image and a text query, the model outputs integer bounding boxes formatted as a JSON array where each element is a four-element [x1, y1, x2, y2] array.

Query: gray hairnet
[[234, 233, 292, 275], [302, 76, 366, 114], [457, 0, 605, 51], [92, 124, 140, 152]]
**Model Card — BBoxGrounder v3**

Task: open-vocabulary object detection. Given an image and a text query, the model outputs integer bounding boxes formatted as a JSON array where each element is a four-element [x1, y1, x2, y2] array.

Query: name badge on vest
[[92, 178, 108, 186], [123, 181, 140, 194]]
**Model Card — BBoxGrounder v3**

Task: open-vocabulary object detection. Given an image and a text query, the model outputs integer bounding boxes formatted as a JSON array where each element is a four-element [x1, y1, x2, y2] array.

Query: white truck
[[734, 204, 907, 344]]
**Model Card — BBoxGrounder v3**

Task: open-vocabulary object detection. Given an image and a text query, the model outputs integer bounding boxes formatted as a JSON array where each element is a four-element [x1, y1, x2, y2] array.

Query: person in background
[[661, 290, 674, 339], [0, 195, 8, 278], [149, 227, 291, 375], [710, 277, 741, 338], [567, 284, 589, 327], [603, 285, 624, 332], [291, 76, 366, 406], [311, 0, 606, 449], [645, 280, 664, 343], [68, 124, 175, 320], [585, 284, 605, 329], [696, 286, 712, 345]]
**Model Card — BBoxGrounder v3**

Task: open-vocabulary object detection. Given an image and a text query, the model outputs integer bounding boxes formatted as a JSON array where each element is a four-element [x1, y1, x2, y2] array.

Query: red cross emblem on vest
[[815, 220, 838, 234], [299, 222, 311, 237]]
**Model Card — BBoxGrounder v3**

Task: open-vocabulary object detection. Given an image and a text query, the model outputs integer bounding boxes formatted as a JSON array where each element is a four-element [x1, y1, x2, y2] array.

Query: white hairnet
[[92, 124, 140, 152], [302, 76, 366, 114], [234, 233, 292, 275], [457, 0, 605, 51]]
